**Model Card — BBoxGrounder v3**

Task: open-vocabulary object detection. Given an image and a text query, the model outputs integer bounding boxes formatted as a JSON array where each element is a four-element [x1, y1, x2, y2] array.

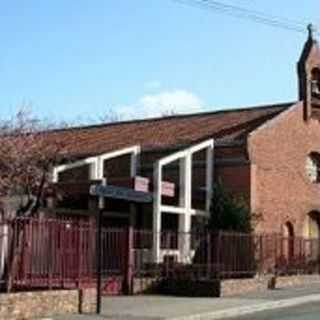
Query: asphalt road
[[232, 302, 320, 320]]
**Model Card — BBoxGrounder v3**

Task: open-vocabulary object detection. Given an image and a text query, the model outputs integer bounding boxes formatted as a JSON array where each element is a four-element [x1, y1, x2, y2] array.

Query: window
[[311, 68, 320, 97], [306, 152, 320, 183]]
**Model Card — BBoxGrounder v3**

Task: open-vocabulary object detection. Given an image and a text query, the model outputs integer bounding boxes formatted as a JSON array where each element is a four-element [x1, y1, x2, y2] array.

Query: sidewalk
[[53, 284, 320, 320]]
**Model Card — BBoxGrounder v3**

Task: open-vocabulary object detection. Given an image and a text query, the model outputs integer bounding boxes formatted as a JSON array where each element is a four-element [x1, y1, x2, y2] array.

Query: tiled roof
[[50, 102, 294, 158]]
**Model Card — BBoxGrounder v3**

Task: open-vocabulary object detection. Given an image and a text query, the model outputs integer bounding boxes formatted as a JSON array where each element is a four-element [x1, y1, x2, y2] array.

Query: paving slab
[[53, 283, 320, 320], [99, 295, 266, 319], [233, 283, 320, 300]]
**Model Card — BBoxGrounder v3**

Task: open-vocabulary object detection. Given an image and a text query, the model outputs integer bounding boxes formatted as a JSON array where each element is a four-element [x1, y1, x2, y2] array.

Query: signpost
[[91, 180, 153, 314], [90, 184, 153, 203], [95, 178, 106, 314], [90, 178, 174, 313]]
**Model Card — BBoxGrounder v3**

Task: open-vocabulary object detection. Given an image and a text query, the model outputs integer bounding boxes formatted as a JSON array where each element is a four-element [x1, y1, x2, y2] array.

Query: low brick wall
[[0, 288, 96, 320], [133, 277, 161, 294], [221, 274, 320, 297], [221, 276, 272, 297], [0, 290, 78, 320], [153, 274, 320, 298], [276, 274, 320, 289], [79, 288, 96, 314]]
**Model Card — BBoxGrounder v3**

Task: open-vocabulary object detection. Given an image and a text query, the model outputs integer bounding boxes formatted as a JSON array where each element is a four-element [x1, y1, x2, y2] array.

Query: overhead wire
[[173, 0, 318, 35]]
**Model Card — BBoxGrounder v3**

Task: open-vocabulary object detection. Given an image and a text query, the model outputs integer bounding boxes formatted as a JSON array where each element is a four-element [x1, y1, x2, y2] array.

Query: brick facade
[[248, 103, 320, 235]]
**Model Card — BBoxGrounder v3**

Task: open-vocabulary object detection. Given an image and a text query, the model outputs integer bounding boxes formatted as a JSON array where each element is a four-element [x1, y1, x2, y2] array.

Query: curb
[[168, 294, 320, 320]]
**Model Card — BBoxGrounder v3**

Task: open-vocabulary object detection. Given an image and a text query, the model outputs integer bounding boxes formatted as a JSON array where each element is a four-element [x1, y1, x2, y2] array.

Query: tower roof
[[298, 25, 320, 71]]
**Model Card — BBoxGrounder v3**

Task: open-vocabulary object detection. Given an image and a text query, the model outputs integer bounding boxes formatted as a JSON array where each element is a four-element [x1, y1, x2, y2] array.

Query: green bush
[[207, 181, 253, 233]]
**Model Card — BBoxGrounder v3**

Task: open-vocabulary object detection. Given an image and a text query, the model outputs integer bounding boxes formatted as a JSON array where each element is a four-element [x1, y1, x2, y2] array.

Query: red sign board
[[161, 181, 175, 198]]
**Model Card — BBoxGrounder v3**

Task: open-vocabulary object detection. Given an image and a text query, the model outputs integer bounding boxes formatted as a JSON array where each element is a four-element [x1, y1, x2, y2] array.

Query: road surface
[[233, 302, 320, 320]]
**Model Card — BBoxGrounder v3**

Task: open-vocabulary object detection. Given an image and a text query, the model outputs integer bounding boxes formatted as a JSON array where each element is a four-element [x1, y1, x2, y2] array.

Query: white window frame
[[153, 139, 214, 262], [52, 145, 141, 183]]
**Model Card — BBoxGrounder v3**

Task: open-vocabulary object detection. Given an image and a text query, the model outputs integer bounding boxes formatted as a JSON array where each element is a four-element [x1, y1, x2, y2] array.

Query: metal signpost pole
[[96, 178, 106, 314], [89, 178, 153, 312]]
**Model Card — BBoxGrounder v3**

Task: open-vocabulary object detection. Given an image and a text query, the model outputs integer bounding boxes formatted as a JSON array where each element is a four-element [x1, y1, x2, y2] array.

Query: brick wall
[[0, 289, 96, 320], [79, 288, 96, 314], [221, 276, 271, 297], [148, 275, 320, 297], [215, 163, 252, 202], [248, 102, 320, 235], [221, 275, 320, 297], [277, 274, 320, 288]]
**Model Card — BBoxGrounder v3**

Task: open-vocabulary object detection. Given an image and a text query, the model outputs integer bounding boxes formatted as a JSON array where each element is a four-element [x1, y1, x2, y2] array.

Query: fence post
[[164, 231, 170, 278], [6, 219, 20, 293], [259, 235, 263, 275], [96, 209, 102, 314], [60, 220, 64, 288], [48, 221, 53, 290], [77, 223, 82, 289], [124, 226, 134, 295], [274, 234, 278, 277], [318, 238, 320, 275], [216, 231, 221, 280], [206, 232, 211, 279]]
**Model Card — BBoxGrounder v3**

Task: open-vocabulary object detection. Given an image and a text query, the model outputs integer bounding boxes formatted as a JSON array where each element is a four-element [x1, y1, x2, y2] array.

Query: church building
[[49, 32, 320, 261]]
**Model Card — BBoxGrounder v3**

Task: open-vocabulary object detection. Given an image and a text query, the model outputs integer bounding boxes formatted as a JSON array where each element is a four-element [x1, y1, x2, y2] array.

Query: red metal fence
[[0, 218, 319, 293], [132, 230, 320, 281]]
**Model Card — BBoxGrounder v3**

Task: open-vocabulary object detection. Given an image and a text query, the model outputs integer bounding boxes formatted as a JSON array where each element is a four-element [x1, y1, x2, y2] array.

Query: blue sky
[[0, 1, 319, 122]]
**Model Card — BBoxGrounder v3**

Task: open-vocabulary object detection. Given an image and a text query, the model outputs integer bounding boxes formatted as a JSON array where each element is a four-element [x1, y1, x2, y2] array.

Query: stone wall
[[221, 276, 272, 297], [133, 277, 161, 294], [155, 274, 320, 298], [0, 288, 96, 320], [221, 274, 320, 297], [276, 274, 320, 288], [79, 288, 97, 314]]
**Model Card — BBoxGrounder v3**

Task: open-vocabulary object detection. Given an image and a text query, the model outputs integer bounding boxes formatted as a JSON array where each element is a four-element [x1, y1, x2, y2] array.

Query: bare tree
[[0, 110, 66, 217], [98, 107, 126, 123], [160, 108, 178, 117]]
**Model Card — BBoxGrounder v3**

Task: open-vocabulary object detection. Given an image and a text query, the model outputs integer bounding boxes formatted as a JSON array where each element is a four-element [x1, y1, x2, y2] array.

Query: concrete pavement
[[234, 301, 320, 320], [52, 284, 320, 320]]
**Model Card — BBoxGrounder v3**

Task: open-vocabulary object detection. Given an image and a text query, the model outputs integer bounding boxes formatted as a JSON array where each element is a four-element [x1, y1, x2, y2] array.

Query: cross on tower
[[308, 24, 316, 40]]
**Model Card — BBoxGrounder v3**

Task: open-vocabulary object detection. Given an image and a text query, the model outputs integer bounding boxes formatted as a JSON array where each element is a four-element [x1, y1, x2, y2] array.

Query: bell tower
[[298, 24, 320, 120]]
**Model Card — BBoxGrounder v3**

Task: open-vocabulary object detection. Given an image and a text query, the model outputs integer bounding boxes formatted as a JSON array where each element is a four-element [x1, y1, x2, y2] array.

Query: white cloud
[[114, 89, 204, 120], [139, 89, 203, 117]]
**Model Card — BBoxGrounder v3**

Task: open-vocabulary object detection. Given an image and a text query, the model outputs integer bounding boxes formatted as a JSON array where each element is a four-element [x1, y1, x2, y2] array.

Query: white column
[[153, 162, 162, 263], [0, 224, 8, 280], [90, 160, 99, 180], [178, 154, 192, 263], [206, 144, 214, 212], [130, 150, 140, 229], [52, 167, 59, 183], [99, 178, 107, 209], [130, 149, 140, 177]]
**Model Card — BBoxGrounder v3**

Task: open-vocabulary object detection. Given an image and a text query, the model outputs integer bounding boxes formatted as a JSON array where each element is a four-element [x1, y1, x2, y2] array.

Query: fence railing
[[0, 218, 319, 293], [132, 230, 320, 280]]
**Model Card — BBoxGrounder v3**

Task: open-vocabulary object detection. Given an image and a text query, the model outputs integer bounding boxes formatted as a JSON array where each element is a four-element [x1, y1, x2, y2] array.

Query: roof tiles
[[49, 102, 293, 158]]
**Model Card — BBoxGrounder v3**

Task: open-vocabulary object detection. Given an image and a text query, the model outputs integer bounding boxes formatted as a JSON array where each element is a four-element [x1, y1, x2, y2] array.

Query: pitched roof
[[50, 102, 294, 158]]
